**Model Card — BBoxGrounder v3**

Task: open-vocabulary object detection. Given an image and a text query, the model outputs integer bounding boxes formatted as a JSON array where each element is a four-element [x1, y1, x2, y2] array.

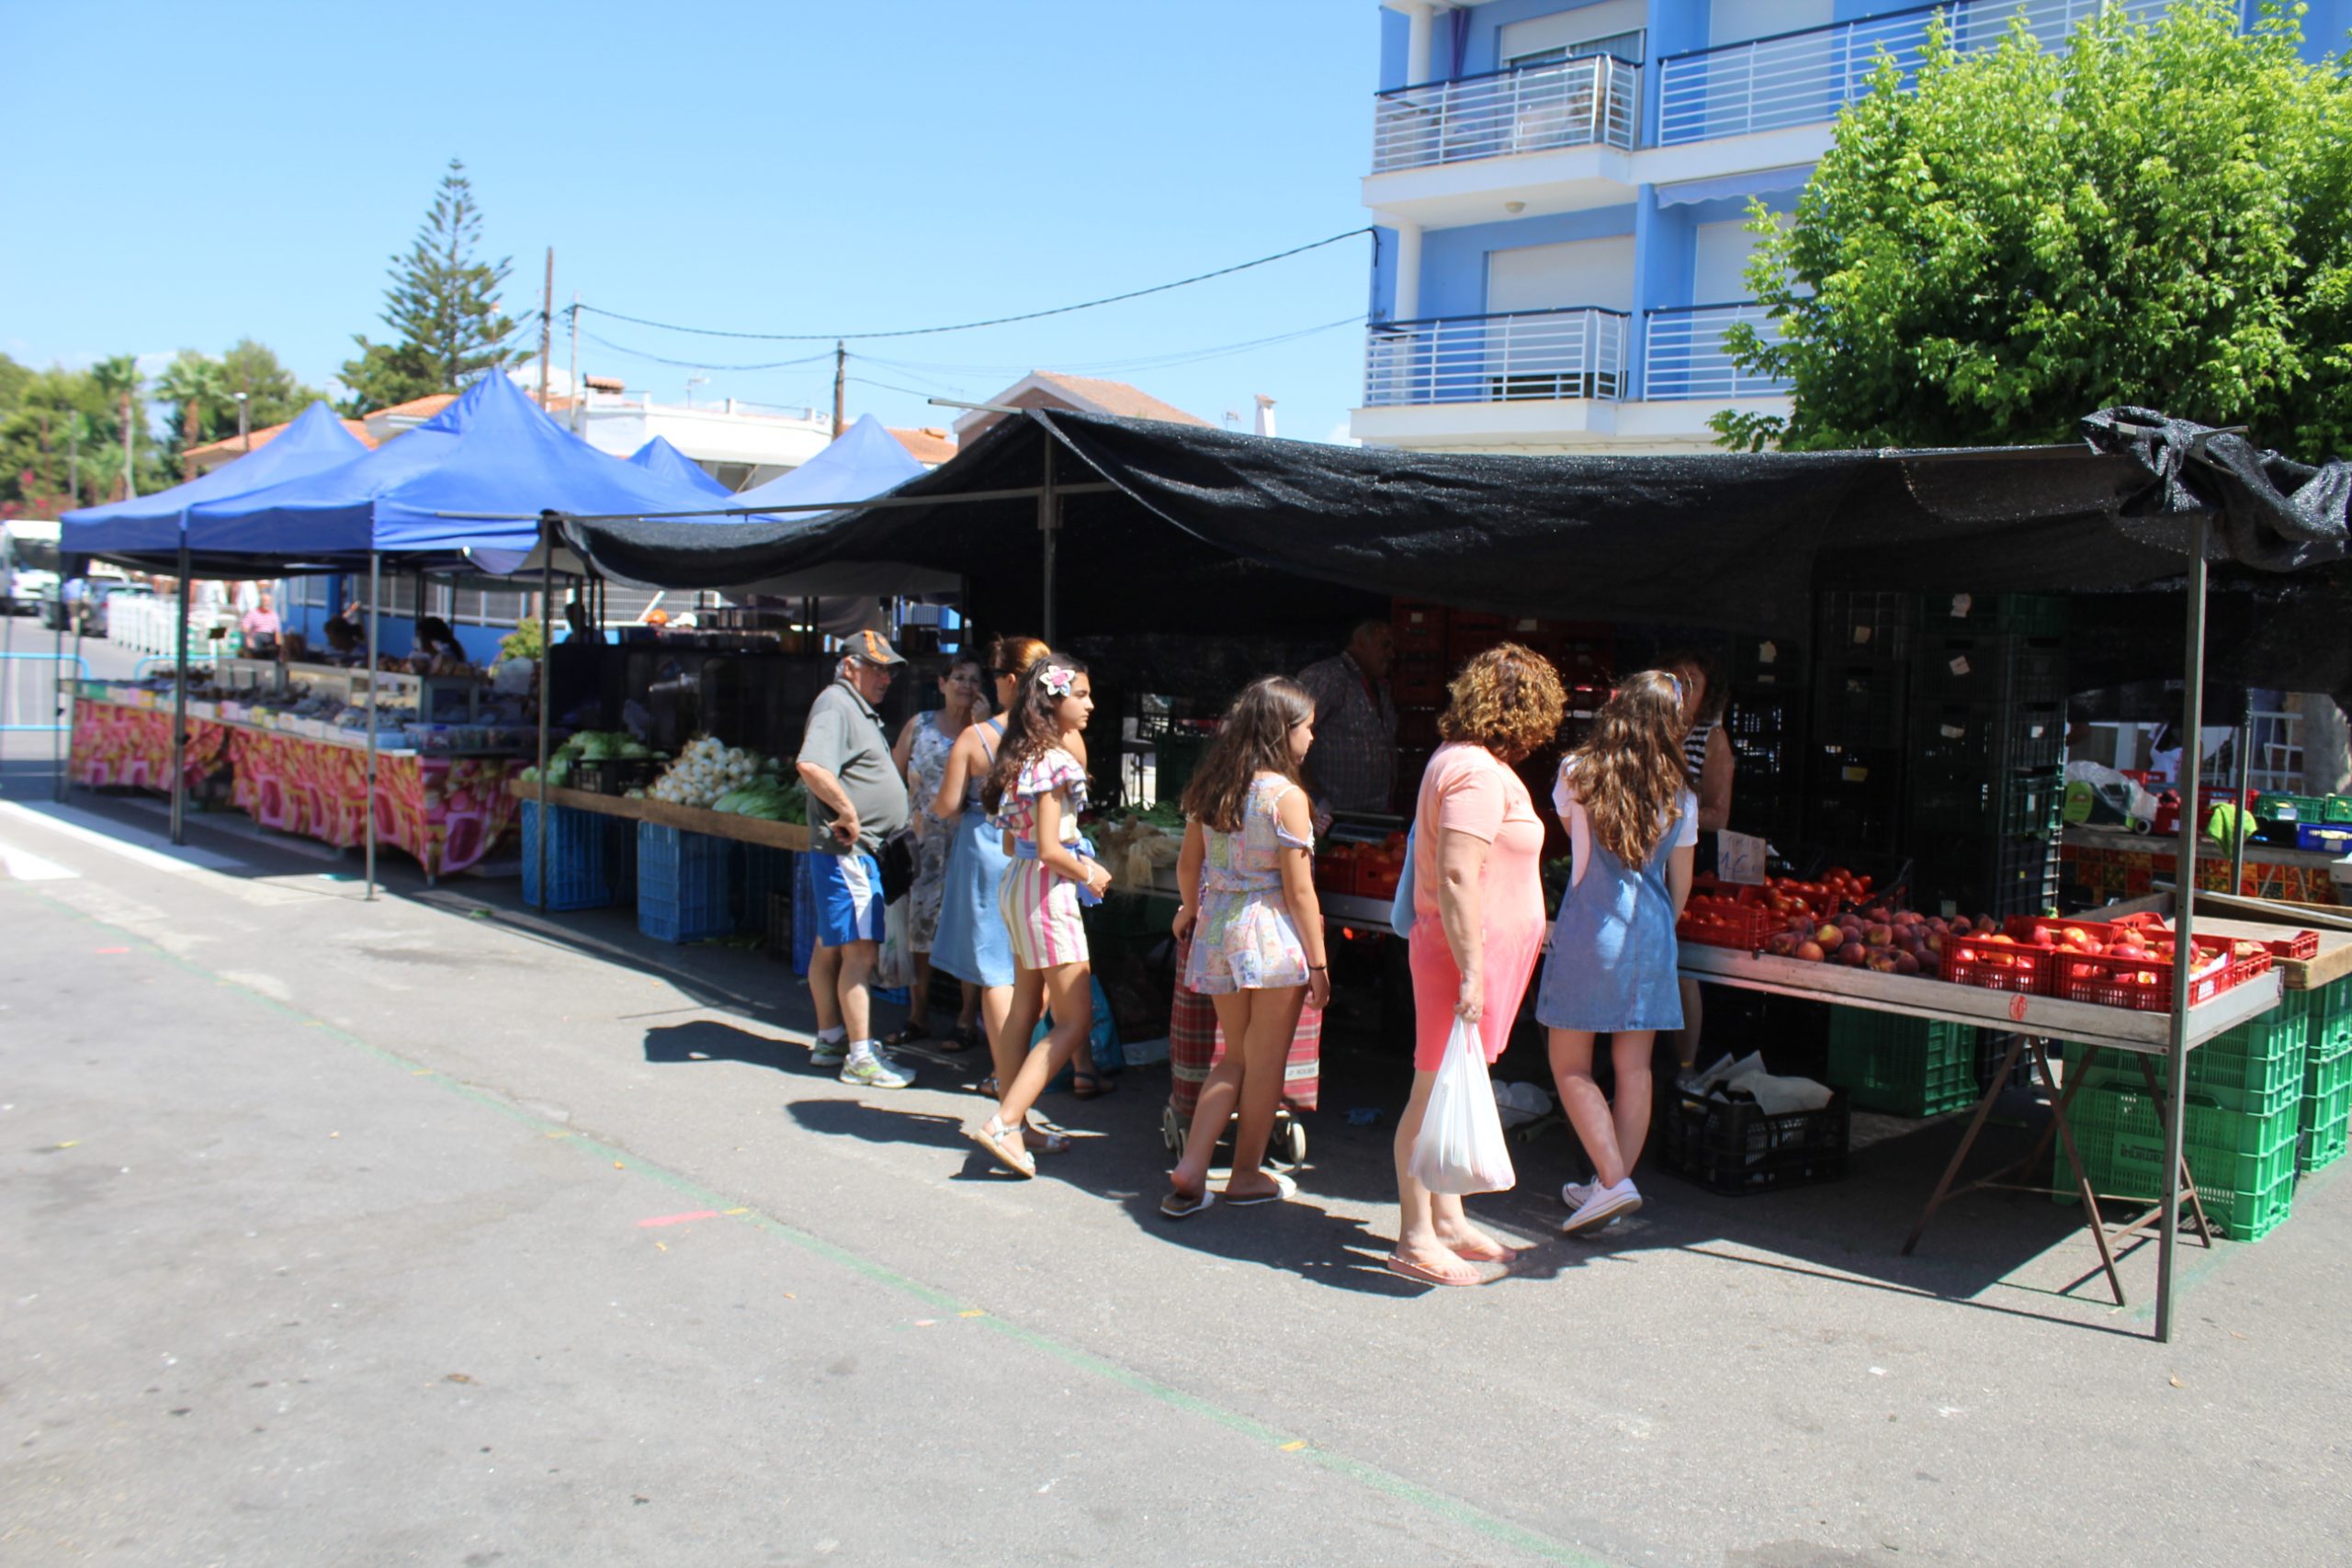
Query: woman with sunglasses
[[887, 655, 990, 1048]]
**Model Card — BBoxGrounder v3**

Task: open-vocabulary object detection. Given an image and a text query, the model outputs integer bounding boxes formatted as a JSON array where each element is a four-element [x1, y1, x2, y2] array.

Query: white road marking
[[0, 839, 78, 881], [0, 801, 244, 874]]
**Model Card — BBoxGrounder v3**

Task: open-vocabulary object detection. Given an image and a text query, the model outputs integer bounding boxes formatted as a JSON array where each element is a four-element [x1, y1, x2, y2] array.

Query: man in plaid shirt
[[1296, 619, 1399, 816]]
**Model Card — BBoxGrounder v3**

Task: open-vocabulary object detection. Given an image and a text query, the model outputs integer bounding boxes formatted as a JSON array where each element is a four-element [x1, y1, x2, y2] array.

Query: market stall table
[[504, 778, 813, 854], [71, 694, 526, 882], [1676, 942, 2283, 1316], [2064, 826, 2345, 908]]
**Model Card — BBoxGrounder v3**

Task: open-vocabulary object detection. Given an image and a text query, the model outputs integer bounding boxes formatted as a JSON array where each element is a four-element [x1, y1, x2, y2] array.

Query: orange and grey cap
[[848, 628, 908, 666]]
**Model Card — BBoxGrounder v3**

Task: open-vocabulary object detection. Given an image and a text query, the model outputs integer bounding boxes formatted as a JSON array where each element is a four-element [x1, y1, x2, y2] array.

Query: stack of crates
[[2301, 976, 2352, 1174], [2060, 993, 2311, 1241], [734, 843, 792, 937], [1391, 600, 1451, 796], [1825, 1010, 1978, 1117], [637, 822, 732, 943], [521, 800, 620, 911], [1807, 592, 1913, 862], [1906, 592, 2068, 919], [1725, 631, 1805, 857]]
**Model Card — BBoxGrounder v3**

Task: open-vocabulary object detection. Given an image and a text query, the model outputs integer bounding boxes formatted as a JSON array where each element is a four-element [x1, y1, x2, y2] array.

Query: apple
[[1838, 941, 1868, 966], [1764, 931, 1798, 957], [1815, 923, 1844, 947], [1949, 917, 1973, 936], [1867, 953, 1901, 974], [1892, 950, 1922, 975], [1925, 932, 1944, 955], [1865, 923, 1894, 947], [1794, 940, 1826, 963], [2062, 926, 2092, 947]]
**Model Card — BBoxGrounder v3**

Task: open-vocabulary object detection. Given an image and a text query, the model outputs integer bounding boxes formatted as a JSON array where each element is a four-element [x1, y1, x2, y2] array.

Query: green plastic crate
[[1826, 1011, 1979, 1116], [2300, 1043, 2352, 1175], [2253, 791, 2325, 823], [2073, 997, 2311, 1119], [2311, 976, 2352, 1061], [2065, 1084, 2300, 1240], [2325, 795, 2352, 825]]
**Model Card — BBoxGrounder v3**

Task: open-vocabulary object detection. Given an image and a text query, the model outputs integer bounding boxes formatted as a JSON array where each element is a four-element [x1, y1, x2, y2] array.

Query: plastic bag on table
[[1408, 1016, 1516, 1195]]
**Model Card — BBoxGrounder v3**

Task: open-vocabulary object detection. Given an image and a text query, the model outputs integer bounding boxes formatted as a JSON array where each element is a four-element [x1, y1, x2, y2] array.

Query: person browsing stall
[[1296, 619, 1399, 817], [241, 592, 282, 656], [796, 630, 917, 1090]]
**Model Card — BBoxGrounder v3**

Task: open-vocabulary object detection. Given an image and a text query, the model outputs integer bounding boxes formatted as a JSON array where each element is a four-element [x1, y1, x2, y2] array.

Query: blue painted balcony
[[1657, 0, 2176, 146], [1373, 54, 1639, 175], [1641, 304, 1790, 401]]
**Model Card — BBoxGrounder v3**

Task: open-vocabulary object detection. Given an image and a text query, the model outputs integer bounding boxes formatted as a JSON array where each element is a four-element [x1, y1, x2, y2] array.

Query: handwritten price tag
[[2009, 995, 2030, 1023]]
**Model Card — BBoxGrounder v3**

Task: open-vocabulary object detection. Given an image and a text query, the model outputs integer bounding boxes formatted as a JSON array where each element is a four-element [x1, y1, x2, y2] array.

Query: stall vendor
[[240, 593, 282, 656], [1296, 618, 1399, 816]]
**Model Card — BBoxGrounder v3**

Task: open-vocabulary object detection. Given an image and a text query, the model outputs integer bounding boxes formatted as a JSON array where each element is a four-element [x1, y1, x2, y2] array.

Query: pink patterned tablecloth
[[71, 699, 522, 879]]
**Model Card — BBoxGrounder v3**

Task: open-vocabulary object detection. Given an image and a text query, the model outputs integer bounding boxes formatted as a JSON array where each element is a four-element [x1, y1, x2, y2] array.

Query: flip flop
[[1223, 1172, 1298, 1208], [1159, 1189, 1214, 1220], [881, 1022, 932, 1047], [1384, 1254, 1484, 1288], [938, 1026, 980, 1055], [1446, 1236, 1520, 1263], [1069, 1071, 1116, 1100]]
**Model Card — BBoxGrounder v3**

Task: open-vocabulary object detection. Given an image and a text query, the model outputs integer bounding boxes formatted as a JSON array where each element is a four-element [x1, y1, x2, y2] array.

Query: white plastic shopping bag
[[1408, 1016, 1517, 1195], [875, 897, 914, 990]]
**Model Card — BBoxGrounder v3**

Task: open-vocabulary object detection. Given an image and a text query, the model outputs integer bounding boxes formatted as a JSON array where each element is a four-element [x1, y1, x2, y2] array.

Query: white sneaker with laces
[[839, 1052, 914, 1090], [1561, 1179, 1642, 1235], [810, 1036, 849, 1068], [1560, 1179, 1599, 1211]]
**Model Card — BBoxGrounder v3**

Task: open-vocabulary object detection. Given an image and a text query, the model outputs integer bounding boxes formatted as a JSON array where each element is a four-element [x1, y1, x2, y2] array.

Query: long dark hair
[[1566, 670, 1690, 867], [1181, 677, 1313, 835], [981, 652, 1088, 815]]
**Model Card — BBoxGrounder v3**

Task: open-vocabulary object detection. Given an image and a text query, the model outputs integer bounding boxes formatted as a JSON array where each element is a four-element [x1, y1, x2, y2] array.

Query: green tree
[[0, 362, 170, 514], [155, 351, 232, 456], [154, 340, 331, 460], [340, 158, 523, 415], [1713, 1, 2352, 457]]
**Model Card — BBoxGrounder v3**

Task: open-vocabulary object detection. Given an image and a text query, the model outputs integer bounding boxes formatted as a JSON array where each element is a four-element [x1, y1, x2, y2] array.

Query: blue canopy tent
[[701, 414, 948, 601], [628, 435, 732, 498], [59, 400, 370, 562]]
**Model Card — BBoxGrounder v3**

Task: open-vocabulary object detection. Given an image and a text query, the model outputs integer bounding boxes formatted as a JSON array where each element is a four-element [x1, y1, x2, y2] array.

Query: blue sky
[[2, 0, 1377, 442]]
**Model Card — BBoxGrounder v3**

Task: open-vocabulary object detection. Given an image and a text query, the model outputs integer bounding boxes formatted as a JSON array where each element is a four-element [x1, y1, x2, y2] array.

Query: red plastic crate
[[1313, 852, 1359, 897], [1939, 933, 2063, 996], [2000, 913, 2165, 946], [1678, 896, 1774, 951], [1393, 600, 1447, 652], [2266, 929, 2320, 961], [2055, 946, 2271, 1013]]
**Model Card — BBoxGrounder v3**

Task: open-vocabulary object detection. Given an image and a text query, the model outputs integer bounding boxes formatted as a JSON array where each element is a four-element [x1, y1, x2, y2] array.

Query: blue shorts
[[810, 852, 886, 948]]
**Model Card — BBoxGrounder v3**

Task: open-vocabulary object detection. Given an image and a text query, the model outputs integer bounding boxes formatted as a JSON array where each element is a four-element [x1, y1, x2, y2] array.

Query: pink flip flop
[[1384, 1253, 1484, 1288]]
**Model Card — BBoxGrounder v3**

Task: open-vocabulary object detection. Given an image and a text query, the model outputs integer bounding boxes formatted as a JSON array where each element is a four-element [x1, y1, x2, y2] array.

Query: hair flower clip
[[1040, 665, 1077, 698]]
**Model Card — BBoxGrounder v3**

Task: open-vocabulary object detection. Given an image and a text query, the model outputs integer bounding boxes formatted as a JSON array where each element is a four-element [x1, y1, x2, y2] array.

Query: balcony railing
[[1642, 304, 1790, 401], [1363, 309, 1629, 407], [1657, 0, 2175, 146], [1373, 55, 1638, 174]]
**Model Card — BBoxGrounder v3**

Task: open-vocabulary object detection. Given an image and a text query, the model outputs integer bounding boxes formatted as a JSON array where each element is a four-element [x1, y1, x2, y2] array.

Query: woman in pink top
[[1389, 643, 1566, 1288]]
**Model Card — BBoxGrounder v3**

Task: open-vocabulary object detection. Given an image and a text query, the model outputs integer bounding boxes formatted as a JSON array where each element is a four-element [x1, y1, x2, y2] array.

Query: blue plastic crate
[[735, 842, 792, 935], [637, 823, 732, 943], [521, 800, 618, 911]]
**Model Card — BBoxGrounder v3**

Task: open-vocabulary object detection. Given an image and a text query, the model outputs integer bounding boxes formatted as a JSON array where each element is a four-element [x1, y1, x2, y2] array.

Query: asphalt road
[[2, 760, 2347, 1567]]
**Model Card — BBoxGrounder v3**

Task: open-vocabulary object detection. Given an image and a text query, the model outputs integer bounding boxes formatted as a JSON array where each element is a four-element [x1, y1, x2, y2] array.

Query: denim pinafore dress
[[1534, 793, 1687, 1034]]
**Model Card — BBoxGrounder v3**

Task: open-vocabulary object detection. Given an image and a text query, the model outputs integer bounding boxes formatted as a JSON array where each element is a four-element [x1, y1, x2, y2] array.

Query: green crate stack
[[2062, 1080, 2300, 1241], [2301, 977, 2352, 1174], [2074, 990, 2312, 1117], [1826, 1010, 1978, 1116]]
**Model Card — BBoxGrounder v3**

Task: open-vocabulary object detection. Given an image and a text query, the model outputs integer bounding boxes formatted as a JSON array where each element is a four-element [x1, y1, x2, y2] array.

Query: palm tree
[[90, 355, 142, 500], [155, 352, 232, 471]]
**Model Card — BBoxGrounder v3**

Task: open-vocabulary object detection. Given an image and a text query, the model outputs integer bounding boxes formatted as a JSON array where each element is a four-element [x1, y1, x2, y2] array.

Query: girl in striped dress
[[966, 654, 1114, 1178]]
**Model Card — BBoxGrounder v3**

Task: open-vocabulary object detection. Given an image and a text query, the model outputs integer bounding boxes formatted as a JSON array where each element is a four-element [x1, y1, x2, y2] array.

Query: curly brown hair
[[1566, 670, 1690, 867], [1437, 642, 1566, 763]]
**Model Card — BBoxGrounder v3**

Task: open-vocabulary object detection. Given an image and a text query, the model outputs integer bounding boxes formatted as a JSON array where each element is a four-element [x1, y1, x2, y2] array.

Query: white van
[[2, 519, 62, 612]]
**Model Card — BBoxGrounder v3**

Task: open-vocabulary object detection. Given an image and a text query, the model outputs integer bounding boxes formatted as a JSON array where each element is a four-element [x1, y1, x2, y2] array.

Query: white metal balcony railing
[[1363, 309, 1629, 408], [1657, 0, 2176, 146], [1373, 54, 1639, 174], [1641, 303, 1791, 401]]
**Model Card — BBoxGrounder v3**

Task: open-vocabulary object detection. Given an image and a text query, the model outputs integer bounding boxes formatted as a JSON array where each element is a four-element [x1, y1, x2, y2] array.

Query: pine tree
[[340, 159, 522, 416]]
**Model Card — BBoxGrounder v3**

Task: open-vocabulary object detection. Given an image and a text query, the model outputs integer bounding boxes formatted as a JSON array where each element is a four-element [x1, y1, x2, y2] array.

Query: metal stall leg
[[2156, 513, 2211, 1344], [365, 553, 379, 902], [170, 542, 191, 846], [533, 514, 556, 914]]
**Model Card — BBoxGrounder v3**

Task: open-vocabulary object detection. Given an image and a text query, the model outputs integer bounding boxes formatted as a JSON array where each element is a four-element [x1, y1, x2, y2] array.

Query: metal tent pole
[[60, 600, 82, 804], [2229, 694, 2250, 897], [2156, 512, 2211, 1345], [169, 541, 191, 846], [534, 514, 556, 912], [1038, 437, 1058, 644], [48, 606, 63, 800], [364, 552, 379, 901]]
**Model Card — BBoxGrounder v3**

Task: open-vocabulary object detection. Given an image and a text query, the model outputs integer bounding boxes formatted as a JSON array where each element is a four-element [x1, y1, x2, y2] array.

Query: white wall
[[1487, 236, 1637, 314]]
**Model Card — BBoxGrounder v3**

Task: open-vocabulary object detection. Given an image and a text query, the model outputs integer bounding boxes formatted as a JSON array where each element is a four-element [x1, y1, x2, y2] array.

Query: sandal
[[1069, 1070, 1117, 1100], [971, 1075, 1000, 1098], [1223, 1172, 1298, 1208], [964, 1115, 1035, 1179], [1159, 1188, 1214, 1220], [1384, 1253, 1484, 1288], [1023, 1125, 1073, 1156], [939, 1025, 981, 1055], [881, 1021, 931, 1047]]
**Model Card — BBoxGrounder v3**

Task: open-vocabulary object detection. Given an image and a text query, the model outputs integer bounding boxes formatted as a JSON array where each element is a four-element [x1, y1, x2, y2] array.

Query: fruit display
[[1316, 833, 1408, 897], [1757, 898, 1957, 976], [645, 735, 785, 809]]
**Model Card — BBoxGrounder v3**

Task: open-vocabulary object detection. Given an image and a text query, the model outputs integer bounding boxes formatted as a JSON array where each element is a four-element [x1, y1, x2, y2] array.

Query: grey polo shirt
[[798, 678, 910, 856]]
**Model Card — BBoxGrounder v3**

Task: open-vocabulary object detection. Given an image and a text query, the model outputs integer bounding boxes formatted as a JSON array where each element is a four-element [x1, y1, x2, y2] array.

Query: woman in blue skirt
[[1535, 670, 1698, 1235]]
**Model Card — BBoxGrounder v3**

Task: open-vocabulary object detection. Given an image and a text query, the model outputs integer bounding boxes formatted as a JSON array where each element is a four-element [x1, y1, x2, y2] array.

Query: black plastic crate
[[734, 843, 793, 935], [1910, 766, 2062, 840], [1725, 692, 1798, 741], [1913, 634, 2010, 704], [1809, 793, 1905, 860], [1918, 591, 2067, 637], [1911, 833, 2059, 919], [1660, 1086, 1851, 1195], [1813, 660, 1910, 747], [1818, 591, 1914, 661], [1730, 633, 1805, 691], [2003, 637, 2067, 705], [571, 756, 661, 796], [1912, 700, 2064, 774]]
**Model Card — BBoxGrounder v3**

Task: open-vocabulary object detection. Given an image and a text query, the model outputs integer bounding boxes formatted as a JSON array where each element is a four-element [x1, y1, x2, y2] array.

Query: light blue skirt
[[929, 810, 1013, 988], [1533, 840, 1684, 1033]]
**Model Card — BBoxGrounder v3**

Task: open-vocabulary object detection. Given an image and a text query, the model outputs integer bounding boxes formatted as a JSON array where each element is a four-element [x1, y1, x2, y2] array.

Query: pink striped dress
[[995, 747, 1091, 969]]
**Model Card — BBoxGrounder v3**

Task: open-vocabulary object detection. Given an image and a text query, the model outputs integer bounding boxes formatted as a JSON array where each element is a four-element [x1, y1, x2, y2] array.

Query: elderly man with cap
[[796, 629, 917, 1089]]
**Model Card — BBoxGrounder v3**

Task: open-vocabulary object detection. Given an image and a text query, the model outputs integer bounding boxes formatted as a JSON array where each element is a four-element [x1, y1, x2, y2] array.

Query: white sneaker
[[1561, 1179, 1642, 1235], [1560, 1179, 1599, 1211], [839, 1052, 914, 1090], [810, 1036, 849, 1068]]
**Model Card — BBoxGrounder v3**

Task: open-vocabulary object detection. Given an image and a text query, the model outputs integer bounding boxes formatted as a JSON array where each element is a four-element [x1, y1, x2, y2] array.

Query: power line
[[574, 228, 1373, 343], [854, 314, 1365, 381], [578, 327, 839, 373]]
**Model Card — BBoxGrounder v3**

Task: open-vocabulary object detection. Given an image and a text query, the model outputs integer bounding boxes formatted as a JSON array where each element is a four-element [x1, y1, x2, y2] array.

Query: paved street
[[2, 713, 2348, 1567]]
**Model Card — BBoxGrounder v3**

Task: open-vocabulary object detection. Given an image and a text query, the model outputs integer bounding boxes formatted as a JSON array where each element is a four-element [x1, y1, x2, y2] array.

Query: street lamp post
[[235, 392, 250, 452]]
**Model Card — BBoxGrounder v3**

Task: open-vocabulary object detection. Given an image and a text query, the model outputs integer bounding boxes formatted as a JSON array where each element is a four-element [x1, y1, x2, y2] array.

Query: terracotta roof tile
[[183, 417, 378, 467], [1025, 372, 1211, 427], [888, 425, 958, 465]]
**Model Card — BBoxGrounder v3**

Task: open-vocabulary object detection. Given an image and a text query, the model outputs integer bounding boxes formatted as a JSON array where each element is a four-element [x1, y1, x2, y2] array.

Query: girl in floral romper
[[1162, 677, 1330, 1216]]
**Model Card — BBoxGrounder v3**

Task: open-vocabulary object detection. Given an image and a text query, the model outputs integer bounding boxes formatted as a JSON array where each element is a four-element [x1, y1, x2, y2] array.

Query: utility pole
[[236, 391, 251, 452], [831, 341, 846, 438], [123, 390, 137, 499], [567, 292, 582, 433], [67, 417, 79, 508], [538, 246, 556, 410]]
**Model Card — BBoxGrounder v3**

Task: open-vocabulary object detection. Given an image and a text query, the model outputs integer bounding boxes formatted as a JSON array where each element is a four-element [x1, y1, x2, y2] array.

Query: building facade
[[1352, 0, 2347, 455]]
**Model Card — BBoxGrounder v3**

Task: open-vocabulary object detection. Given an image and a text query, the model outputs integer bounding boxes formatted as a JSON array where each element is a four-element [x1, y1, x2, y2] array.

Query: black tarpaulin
[[557, 409, 2336, 640]]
